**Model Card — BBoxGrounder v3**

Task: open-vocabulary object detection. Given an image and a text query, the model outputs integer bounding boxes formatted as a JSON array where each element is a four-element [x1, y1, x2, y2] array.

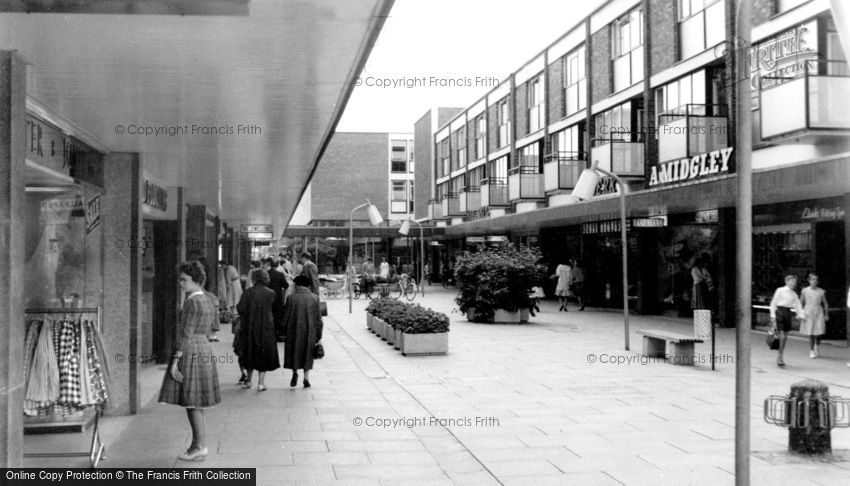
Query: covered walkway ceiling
[[0, 0, 393, 235]]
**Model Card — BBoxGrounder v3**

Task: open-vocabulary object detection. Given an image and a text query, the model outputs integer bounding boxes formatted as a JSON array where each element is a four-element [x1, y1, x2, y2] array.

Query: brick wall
[[515, 82, 529, 139], [466, 118, 477, 163], [547, 58, 564, 123], [649, 0, 677, 75], [311, 132, 389, 221], [414, 113, 432, 220], [487, 102, 500, 149], [590, 27, 611, 105]]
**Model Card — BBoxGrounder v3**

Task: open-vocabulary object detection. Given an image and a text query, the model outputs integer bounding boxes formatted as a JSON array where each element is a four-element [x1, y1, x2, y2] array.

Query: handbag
[[766, 328, 780, 350], [319, 301, 327, 317], [313, 342, 325, 359]]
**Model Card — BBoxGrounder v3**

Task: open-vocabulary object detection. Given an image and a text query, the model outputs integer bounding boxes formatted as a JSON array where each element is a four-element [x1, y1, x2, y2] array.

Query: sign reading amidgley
[[648, 147, 734, 188]]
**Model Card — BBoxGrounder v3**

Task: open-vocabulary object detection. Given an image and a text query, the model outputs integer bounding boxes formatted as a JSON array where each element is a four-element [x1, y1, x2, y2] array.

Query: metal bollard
[[764, 379, 850, 455]]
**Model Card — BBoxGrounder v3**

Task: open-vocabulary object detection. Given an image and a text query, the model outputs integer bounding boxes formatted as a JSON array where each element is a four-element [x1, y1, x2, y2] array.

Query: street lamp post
[[572, 160, 630, 350], [349, 200, 384, 313], [399, 218, 425, 297]]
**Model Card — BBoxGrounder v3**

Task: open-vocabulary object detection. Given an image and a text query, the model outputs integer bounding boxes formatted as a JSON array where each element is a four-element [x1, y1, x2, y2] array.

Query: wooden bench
[[637, 329, 704, 366]]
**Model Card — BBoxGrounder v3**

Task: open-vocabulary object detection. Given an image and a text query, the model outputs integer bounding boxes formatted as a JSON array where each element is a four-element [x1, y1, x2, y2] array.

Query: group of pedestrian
[[769, 273, 832, 367], [158, 251, 324, 462]]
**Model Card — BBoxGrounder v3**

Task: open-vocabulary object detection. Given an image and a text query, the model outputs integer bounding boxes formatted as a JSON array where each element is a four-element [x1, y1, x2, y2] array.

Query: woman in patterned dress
[[800, 273, 829, 359], [159, 261, 221, 461]]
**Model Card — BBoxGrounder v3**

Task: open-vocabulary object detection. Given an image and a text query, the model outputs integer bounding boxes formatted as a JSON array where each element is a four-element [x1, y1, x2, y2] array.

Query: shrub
[[365, 298, 449, 334], [454, 244, 547, 322]]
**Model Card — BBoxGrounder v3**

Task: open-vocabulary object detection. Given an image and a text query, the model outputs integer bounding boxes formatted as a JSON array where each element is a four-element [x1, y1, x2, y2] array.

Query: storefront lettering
[[40, 197, 84, 212], [695, 209, 719, 224], [143, 180, 168, 211], [648, 147, 733, 188], [594, 176, 619, 196], [801, 206, 845, 222], [86, 194, 101, 233]]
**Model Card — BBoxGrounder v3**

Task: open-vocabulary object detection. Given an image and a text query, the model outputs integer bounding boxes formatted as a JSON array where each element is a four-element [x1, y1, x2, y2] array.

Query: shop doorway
[[814, 221, 846, 339]]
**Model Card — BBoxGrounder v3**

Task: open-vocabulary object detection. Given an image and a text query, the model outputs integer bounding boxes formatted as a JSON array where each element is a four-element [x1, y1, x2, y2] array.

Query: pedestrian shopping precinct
[[1, 0, 850, 485]]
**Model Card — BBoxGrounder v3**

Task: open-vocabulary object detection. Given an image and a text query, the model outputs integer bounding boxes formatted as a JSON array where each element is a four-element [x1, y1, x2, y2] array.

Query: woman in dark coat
[[235, 269, 280, 391], [284, 275, 323, 388]]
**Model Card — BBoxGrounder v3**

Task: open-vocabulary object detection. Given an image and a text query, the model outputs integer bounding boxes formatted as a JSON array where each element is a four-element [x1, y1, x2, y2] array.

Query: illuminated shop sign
[[241, 224, 273, 234], [648, 147, 734, 188], [632, 216, 667, 228], [801, 206, 845, 222], [695, 209, 719, 224]]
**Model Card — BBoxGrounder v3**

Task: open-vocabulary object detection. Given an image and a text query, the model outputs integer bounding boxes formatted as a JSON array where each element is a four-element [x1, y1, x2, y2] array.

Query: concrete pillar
[[0, 50, 27, 467], [101, 153, 143, 415], [845, 192, 850, 347]]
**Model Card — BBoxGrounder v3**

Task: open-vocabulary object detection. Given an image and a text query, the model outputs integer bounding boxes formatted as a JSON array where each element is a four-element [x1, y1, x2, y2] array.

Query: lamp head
[[571, 163, 601, 201], [399, 220, 411, 235], [365, 200, 384, 226]]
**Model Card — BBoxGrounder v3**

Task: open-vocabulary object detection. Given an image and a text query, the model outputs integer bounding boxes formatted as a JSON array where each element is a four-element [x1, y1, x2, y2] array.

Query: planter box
[[393, 329, 403, 350], [401, 332, 448, 356], [367, 314, 374, 332], [384, 324, 394, 344], [376, 318, 388, 340], [493, 308, 530, 323]]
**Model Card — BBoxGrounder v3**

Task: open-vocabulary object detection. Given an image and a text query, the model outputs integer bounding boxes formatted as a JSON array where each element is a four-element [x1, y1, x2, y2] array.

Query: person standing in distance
[[299, 251, 320, 295]]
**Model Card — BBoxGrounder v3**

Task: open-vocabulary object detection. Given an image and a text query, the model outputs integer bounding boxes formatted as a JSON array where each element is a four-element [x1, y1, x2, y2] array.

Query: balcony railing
[[459, 186, 481, 213], [760, 71, 850, 140], [480, 178, 509, 208], [442, 192, 462, 216], [543, 151, 586, 192], [658, 104, 728, 162], [508, 165, 544, 201], [590, 134, 644, 177], [427, 198, 444, 220]]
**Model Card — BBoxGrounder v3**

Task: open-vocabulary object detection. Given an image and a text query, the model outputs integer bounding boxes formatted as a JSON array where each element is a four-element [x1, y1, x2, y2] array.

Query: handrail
[[508, 165, 541, 175], [544, 151, 586, 161], [482, 177, 508, 186], [462, 185, 481, 192]]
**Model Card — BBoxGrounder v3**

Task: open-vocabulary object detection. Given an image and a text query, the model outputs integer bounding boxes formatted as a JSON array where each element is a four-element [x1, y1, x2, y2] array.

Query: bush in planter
[[454, 244, 546, 322], [367, 298, 449, 334]]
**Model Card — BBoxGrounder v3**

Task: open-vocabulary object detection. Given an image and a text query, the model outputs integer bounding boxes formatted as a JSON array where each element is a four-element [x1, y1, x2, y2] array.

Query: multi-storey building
[[286, 132, 439, 273], [418, 0, 850, 339]]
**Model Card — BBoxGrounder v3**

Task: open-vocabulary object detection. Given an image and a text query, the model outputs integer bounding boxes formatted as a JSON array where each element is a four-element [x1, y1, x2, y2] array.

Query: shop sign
[[695, 209, 719, 224], [594, 176, 619, 196], [247, 232, 273, 240], [40, 196, 84, 213], [632, 216, 667, 228], [143, 179, 168, 211], [85, 193, 101, 233], [648, 147, 734, 188], [466, 236, 486, 243], [26, 115, 69, 176], [241, 223, 273, 234], [582, 219, 631, 235], [486, 235, 508, 242], [801, 206, 846, 222], [749, 21, 818, 99]]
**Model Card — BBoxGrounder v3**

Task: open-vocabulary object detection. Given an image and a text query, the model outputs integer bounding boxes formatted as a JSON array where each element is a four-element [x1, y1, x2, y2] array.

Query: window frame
[[561, 45, 587, 117]]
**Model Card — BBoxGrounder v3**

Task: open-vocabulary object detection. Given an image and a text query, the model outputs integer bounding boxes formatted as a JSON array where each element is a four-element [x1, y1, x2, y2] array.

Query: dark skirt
[[159, 335, 221, 408], [775, 307, 793, 333]]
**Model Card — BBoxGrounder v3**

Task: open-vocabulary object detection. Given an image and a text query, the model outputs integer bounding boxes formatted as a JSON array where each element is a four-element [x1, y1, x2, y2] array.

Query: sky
[[335, 0, 606, 133]]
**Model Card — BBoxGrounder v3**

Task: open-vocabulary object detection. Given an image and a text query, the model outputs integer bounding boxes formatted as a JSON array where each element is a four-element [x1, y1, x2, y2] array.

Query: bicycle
[[388, 274, 418, 301]]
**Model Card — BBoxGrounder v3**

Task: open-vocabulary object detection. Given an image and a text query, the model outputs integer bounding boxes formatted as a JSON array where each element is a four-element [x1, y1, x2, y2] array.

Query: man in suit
[[299, 251, 320, 295], [263, 257, 289, 341]]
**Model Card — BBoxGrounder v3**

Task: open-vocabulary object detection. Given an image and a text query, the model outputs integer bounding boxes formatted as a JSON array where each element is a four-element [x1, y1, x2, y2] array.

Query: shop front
[[752, 197, 847, 339]]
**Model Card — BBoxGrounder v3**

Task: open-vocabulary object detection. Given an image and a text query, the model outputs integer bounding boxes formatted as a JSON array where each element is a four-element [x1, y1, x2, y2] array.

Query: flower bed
[[365, 298, 449, 355]]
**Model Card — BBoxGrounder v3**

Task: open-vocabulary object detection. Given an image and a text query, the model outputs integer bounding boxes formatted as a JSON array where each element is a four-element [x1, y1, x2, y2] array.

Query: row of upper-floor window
[[390, 179, 415, 213], [435, 0, 828, 165]]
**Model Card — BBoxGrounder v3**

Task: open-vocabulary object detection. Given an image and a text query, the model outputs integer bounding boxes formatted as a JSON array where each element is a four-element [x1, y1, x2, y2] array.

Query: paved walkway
[[24, 286, 850, 485]]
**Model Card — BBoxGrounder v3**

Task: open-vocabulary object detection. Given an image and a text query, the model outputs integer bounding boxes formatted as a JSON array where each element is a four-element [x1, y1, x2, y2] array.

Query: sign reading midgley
[[648, 147, 733, 188]]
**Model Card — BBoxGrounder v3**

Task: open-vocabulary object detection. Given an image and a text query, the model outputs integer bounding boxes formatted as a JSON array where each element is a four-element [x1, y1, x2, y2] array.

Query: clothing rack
[[22, 307, 106, 468]]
